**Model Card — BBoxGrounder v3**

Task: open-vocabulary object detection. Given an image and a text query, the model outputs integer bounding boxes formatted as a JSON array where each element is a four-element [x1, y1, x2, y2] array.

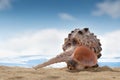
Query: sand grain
[[0, 66, 120, 80]]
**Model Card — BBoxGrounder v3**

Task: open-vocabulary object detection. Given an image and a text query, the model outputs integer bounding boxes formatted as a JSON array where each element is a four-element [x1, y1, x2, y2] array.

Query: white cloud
[[99, 30, 120, 60], [0, 29, 68, 58], [0, 28, 120, 66], [0, 0, 12, 10], [99, 58, 120, 62], [92, 0, 120, 18], [0, 29, 69, 67], [58, 13, 76, 21]]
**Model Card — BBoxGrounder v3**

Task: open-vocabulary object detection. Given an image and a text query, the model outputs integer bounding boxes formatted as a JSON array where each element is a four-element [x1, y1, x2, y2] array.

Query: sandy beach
[[0, 66, 120, 80]]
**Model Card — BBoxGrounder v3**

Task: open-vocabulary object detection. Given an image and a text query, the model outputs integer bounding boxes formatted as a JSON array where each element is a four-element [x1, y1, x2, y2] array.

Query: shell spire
[[62, 28, 102, 59]]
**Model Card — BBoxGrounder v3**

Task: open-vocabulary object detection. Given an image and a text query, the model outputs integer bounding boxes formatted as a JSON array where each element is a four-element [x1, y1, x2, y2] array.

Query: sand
[[0, 66, 120, 80]]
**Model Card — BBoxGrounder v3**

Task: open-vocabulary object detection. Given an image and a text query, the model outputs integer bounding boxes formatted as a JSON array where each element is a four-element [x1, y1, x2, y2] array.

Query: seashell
[[67, 46, 97, 70], [33, 28, 102, 70]]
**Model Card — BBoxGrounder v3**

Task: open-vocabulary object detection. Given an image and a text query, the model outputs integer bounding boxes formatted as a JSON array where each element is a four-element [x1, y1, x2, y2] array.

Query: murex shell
[[62, 28, 102, 58], [33, 28, 102, 70], [67, 45, 98, 70]]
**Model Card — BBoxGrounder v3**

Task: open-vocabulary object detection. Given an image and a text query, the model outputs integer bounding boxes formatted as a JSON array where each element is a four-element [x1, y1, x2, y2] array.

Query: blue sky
[[0, 0, 120, 33], [0, 0, 120, 67]]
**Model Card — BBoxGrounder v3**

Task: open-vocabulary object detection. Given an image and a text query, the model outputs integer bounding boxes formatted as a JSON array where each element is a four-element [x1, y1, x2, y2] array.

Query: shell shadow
[[66, 66, 120, 73]]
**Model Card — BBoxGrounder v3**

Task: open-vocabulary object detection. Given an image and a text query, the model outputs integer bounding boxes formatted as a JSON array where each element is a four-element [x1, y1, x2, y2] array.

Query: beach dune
[[0, 66, 120, 80]]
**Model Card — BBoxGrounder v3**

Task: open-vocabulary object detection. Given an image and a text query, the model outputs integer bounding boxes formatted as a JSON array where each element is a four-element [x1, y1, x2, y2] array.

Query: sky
[[0, 0, 120, 67]]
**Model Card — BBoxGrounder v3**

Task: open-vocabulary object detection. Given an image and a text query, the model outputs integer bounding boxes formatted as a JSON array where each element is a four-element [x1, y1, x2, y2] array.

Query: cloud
[[92, 0, 120, 18], [0, 29, 68, 67], [98, 58, 120, 62], [0, 0, 12, 10], [99, 30, 120, 60], [0, 28, 120, 67], [0, 29, 68, 58], [58, 13, 76, 21]]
